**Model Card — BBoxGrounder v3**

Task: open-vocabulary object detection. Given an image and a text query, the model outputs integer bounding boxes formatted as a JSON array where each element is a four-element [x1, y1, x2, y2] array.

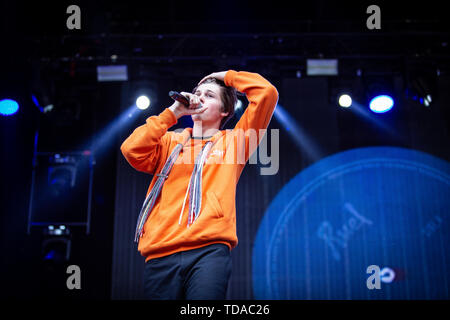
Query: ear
[[220, 111, 229, 118]]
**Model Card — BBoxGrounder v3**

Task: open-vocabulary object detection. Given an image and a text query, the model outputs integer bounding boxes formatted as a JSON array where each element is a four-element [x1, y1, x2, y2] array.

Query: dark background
[[1, 0, 449, 300]]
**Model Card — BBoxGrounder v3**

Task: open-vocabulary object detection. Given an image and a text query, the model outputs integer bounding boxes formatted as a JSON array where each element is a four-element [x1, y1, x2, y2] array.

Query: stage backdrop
[[253, 146, 450, 299], [111, 76, 450, 299]]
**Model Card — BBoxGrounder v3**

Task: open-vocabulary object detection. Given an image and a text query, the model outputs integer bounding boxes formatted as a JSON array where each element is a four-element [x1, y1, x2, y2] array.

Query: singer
[[121, 70, 278, 299]]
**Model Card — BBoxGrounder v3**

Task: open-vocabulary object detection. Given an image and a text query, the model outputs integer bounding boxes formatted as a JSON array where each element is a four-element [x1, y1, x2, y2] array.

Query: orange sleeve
[[120, 108, 178, 174], [224, 70, 278, 132], [224, 70, 279, 163]]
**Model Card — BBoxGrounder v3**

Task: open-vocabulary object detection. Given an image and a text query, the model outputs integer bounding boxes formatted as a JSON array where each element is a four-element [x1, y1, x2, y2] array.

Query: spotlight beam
[[350, 101, 399, 138], [88, 104, 142, 155], [273, 104, 325, 162]]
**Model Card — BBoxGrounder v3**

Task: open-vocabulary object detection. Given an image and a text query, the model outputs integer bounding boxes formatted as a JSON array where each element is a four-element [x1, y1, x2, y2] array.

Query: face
[[191, 82, 229, 125]]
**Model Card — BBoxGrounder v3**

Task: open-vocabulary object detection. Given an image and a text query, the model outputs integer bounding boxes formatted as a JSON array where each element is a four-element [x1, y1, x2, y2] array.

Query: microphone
[[169, 91, 202, 109]]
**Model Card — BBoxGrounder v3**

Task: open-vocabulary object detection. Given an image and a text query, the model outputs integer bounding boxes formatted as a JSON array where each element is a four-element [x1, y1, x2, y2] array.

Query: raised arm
[[200, 70, 278, 164], [224, 70, 278, 132], [120, 108, 177, 173]]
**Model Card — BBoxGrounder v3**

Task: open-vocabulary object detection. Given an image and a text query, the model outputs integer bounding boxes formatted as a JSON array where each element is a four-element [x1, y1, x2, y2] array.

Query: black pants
[[143, 243, 232, 300]]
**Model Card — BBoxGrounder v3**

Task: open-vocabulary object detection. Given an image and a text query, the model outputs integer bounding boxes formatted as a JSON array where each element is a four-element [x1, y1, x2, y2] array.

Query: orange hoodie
[[121, 70, 278, 261]]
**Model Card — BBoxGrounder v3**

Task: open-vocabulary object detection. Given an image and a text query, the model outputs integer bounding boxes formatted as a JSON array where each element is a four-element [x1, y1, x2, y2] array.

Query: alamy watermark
[[172, 126, 280, 176], [366, 265, 396, 289], [366, 5, 381, 30], [66, 264, 81, 290], [66, 5, 81, 30], [66, 5, 381, 31]]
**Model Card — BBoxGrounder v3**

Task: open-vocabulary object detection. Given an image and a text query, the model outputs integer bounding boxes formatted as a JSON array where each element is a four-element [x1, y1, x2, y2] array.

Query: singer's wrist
[[168, 104, 182, 119]]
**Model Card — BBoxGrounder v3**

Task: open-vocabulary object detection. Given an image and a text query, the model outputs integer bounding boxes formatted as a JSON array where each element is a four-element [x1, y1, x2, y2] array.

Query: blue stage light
[[369, 95, 394, 113], [0, 99, 19, 116]]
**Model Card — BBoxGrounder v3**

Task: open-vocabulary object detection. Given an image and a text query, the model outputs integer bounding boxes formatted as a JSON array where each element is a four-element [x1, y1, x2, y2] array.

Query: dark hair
[[193, 78, 237, 129]]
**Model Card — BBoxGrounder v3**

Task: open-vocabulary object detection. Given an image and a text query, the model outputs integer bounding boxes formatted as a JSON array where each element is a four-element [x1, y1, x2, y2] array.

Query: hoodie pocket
[[206, 191, 224, 219]]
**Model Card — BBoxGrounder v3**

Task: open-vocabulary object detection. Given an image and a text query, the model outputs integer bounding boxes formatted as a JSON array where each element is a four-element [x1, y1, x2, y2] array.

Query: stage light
[[307, 59, 338, 76], [31, 94, 43, 112], [47, 225, 69, 236], [97, 65, 128, 82], [235, 99, 243, 111], [136, 95, 150, 110], [364, 76, 396, 114], [409, 73, 436, 108], [338, 94, 352, 108], [0, 99, 19, 116], [422, 94, 432, 107], [369, 95, 394, 113]]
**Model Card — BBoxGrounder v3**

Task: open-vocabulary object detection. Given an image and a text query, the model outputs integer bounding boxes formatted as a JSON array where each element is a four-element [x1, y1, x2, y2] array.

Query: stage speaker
[[27, 151, 94, 234]]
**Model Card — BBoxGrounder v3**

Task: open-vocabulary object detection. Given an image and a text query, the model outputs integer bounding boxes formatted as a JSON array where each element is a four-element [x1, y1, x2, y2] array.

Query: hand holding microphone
[[168, 91, 207, 119]]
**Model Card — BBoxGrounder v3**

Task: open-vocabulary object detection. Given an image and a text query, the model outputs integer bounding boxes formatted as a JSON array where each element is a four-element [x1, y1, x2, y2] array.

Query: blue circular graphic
[[252, 146, 450, 299]]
